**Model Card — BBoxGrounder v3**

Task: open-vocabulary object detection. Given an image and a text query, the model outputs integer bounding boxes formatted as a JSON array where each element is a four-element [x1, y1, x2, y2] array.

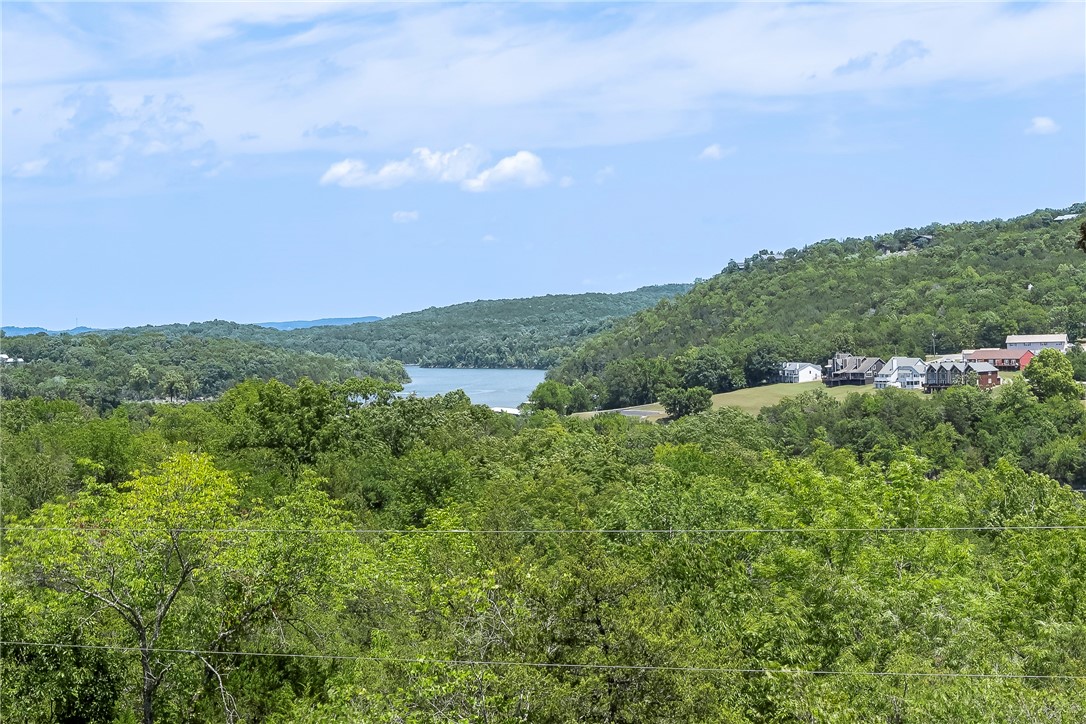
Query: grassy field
[[575, 382, 873, 420], [575, 371, 1031, 420], [704, 373, 1028, 415], [704, 381, 870, 415]]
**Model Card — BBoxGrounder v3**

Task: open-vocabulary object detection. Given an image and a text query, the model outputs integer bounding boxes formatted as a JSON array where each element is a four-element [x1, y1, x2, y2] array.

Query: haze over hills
[[0, 326, 101, 337], [1, 317, 381, 337], [254, 317, 381, 331]]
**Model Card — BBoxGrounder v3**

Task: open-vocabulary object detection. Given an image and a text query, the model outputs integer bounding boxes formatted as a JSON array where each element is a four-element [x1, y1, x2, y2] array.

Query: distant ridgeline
[[549, 204, 1086, 410], [81, 285, 692, 370]]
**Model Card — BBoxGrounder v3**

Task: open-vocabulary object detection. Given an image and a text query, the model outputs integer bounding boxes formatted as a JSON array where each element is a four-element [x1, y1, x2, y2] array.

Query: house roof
[[849, 358, 882, 373], [965, 348, 1031, 358], [1006, 334, 1068, 344], [926, 361, 998, 374], [781, 361, 820, 372]]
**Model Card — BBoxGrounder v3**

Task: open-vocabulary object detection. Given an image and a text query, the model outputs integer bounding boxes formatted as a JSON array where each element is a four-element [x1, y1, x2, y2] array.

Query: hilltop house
[[874, 357, 926, 390], [964, 348, 1035, 370], [1005, 334, 1070, 353], [823, 353, 884, 387], [924, 361, 1000, 392], [775, 362, 822, 384]]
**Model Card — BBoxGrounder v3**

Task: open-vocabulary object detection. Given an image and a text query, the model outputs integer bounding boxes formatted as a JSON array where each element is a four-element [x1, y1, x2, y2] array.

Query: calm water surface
[[401, 366, 545, 408]]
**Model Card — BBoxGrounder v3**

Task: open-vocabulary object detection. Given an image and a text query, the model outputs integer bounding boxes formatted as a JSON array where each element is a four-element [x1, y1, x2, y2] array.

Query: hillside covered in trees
[[549, 205, 1086, 409], [3, 378, 1085, 721], [112, 284, 691, 369], [0, 332, 407, 410]]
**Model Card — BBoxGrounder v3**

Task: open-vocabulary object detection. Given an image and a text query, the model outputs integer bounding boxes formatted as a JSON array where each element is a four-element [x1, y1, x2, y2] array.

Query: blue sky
[[3, 2, 1084, 329]]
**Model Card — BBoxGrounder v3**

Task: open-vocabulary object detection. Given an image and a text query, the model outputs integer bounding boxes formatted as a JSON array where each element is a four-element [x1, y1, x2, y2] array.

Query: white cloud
[[594, 166, 615, 185], [461, 151, 548, 192], [10, 158, 49, 177], [322, 146, 549, 192], [698, 143, 735, 161], [1025, 116, 1059, 135], [321, 145, 487, 188], [559, 175, 574, 188], [481, 234, 498, 243], [392, 210, 419, 223]]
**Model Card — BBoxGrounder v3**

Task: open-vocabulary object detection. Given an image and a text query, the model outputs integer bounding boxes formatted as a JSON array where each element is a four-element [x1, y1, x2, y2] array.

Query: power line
[[3, 524, 1085, 535], [3, 641, 1084, 681]]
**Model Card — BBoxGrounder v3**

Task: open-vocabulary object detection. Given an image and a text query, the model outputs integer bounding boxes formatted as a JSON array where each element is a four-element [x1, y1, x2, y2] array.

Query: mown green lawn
[[575, 371, 1037, 420]]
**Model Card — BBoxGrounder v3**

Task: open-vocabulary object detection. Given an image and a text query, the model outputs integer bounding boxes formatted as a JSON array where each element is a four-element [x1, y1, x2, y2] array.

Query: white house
[[874, 357, 926, 390], [1005, 334, 1069, 353], [776, 362, 822, 384]]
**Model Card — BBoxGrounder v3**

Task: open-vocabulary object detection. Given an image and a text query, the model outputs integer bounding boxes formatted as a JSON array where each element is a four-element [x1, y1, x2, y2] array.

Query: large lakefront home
[[1005, 333, 1070, 353], [775, 362, 822, 384], [964, 348, 1035, 370], [874, 357, 926, 390], [924, 361, 1001, 391], [823, 353, 885, 387]]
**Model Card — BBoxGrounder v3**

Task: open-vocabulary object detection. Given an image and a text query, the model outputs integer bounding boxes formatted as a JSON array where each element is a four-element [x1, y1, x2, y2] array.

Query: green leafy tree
[[1067, 346, 1086, 381], [1024, 348, 1083, 402], [657, 386, 713, 418], [157, 369, 191, 401], [528, 380, 572, 414], [2, 453, 361, 723], [128, 363, 151, 396]]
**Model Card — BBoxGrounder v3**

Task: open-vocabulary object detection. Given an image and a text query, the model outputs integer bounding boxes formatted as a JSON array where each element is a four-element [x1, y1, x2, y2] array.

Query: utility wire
[[3, 524, 1085, 535], [3, 641, 1084, 681]]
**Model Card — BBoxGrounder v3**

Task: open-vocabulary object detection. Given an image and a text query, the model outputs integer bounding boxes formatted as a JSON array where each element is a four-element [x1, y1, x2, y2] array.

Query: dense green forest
[[3, 374, 1085, 722], [0, 332, 407, 409], [550, 205, 1086, 409], [110, 284, 691, 369]]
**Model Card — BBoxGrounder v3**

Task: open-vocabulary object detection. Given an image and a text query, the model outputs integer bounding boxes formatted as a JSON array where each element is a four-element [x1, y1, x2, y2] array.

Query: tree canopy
[[3, 376, 1085, 721]]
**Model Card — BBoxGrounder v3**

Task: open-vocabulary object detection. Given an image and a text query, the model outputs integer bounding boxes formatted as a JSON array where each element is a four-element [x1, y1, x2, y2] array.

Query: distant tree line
[[105, 284, 692, 369], [0, 332, 406, 410]]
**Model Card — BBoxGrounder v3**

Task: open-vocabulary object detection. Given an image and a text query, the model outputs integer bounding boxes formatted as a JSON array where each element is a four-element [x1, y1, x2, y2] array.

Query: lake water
[[401, 367, 546, 408]]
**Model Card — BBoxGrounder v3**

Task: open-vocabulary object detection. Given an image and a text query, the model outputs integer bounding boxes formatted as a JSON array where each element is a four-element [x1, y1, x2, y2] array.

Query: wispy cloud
[[304, 122, 367, 140], [3, 85, 216, 181], [1025, 116, 1059, 135], [698, 143, 734, 161], [833, 52, 877, 76], [4, 2, 1082, 163], [882, 39, 929, 71], [10, 158, 49, 178], [594, 166, 615, 185], [392, 210, 419, 223], [320, 146, 549, 192]]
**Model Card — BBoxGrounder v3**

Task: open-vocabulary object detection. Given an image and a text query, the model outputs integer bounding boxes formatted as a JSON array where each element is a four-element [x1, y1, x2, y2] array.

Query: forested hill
[[552, 205, 1086, 399], [299, 284, 693, 367], [113, 284, 692, 369], [0, 332, 407, 410]]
